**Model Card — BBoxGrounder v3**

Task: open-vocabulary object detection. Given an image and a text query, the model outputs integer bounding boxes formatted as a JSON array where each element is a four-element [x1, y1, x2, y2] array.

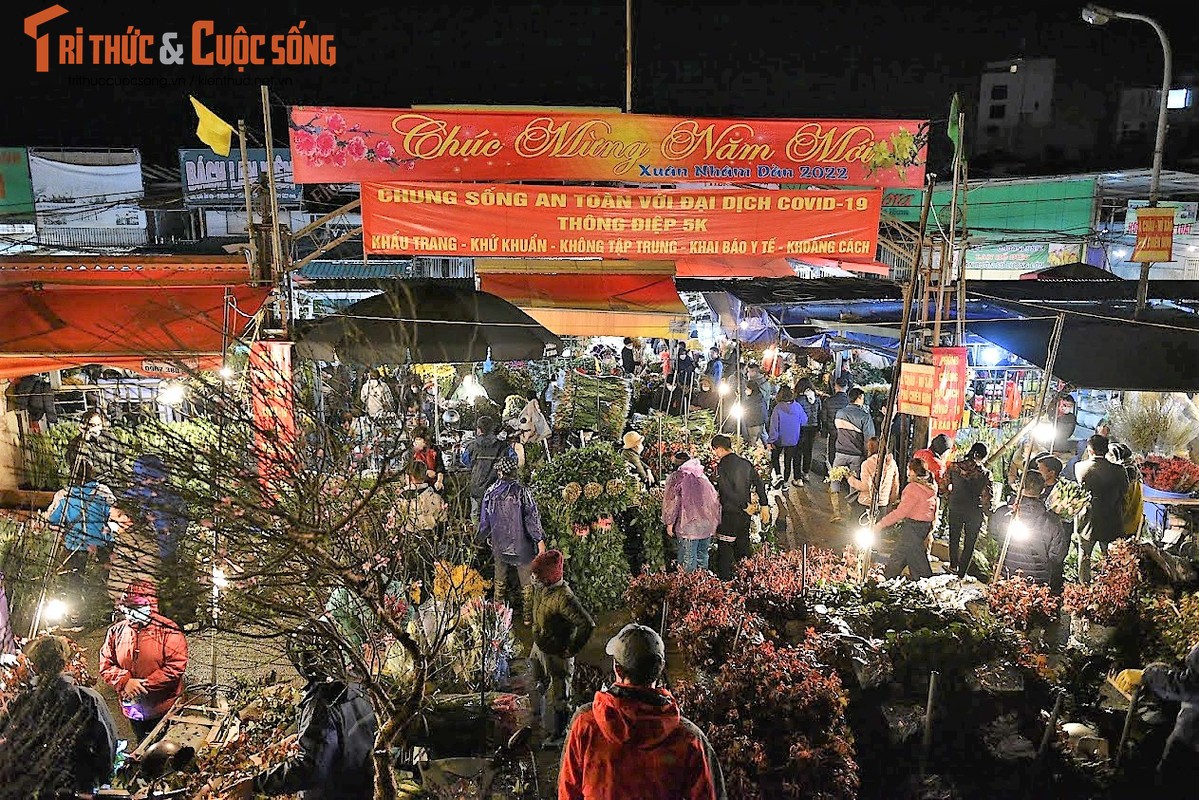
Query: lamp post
[[1082, 5, 1172, 316]]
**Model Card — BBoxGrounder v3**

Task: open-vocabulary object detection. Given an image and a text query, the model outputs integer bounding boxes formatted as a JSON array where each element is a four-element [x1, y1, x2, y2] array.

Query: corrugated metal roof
[[296, 259, 416, 280]]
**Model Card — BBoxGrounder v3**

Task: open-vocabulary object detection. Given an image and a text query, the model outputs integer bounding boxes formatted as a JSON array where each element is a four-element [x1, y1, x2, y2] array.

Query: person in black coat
[[220, 627, 378, 800], [710, 434, 767, 580], [0, 635, 117, 799], [990, 471, 1068, 590], [820, 376, 851, 470], [1074, 434, 1130, 582]]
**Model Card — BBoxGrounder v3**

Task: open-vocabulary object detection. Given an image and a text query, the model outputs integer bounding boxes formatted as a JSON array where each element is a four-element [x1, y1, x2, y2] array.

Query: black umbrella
[[294, 283, 561, 364]]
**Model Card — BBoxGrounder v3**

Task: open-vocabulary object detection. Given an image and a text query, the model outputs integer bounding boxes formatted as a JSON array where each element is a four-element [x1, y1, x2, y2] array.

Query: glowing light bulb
[[718, 381, 731, 396], [729, 402, 744, 419], [42, 598, 69, 623], [1034, 421, 1056, 442], [854, 526, 875, 550], [982, 346, 1001, 366], [158, 382, 187, 406]]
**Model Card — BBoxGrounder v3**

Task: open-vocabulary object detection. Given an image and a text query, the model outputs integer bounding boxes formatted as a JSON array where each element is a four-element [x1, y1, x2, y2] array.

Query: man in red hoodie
[[558, 623, 725, 800], [99, 580, 189, 741]]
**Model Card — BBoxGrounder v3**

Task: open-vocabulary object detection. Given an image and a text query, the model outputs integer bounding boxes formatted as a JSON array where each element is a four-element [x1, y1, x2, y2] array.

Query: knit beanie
[[531, 549, 564, 585], [495, 453, 519, 477]]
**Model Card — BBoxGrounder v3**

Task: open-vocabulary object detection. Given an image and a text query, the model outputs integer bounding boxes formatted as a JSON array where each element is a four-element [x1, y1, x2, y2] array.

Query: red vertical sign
[[248, 340, 298, 490], [930, 347, 968, 439]]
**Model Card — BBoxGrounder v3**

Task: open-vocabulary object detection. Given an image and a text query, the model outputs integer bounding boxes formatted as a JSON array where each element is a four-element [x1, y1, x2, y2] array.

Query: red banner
[[930, 347, 968, 439], [896, 363, 935, 417], [1131, 206, 1175, 262], [248, 340, 298, 491], [289, 107, 928, 188], [362, 183, 881, 259]]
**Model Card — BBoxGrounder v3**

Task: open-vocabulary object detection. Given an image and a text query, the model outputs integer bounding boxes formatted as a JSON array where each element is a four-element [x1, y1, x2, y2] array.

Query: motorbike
[[417, 725, 538, 799], [77, 740, 196, 800]]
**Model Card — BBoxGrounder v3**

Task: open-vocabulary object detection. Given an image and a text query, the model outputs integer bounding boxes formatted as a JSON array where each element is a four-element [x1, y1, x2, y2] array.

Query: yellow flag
[[188, 95, 234, 156]]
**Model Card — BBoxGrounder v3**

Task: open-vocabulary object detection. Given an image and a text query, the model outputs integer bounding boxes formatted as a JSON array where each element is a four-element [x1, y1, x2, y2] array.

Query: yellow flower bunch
[[562, 482, 583, 503], [605, 478, 626, 496], [432, 561, 491, 602], [583, 482, 604, 500]]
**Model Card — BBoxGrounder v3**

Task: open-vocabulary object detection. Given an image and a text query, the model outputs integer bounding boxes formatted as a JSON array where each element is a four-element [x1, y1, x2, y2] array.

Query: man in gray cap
[[558, 623, 725, 800]]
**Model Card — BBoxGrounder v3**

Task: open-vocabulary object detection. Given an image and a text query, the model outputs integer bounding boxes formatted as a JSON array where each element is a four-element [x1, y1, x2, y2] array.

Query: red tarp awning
[[0, 268, 269, 379]]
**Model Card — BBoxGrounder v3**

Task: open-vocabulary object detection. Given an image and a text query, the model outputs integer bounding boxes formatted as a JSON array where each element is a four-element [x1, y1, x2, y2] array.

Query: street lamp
[[1082, 5, 1172, 316]]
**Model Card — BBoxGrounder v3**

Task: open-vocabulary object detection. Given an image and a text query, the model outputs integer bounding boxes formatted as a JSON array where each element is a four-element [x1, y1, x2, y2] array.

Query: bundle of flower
[[1061, 540, 1142, 626], [674, 637, 859, 800], [732, 546, 861, 631], [1140, 591, 1199, 664], [431, 562, 490, 605], [826, 465, 852, 485], [1046, 479, 1092, 519], [553, 524, 631, 614], [531, 441, 637, 523], [551, 370, 631, 436], [1139, 455, 1199, 495], [445, 598, 517, 690], [985, 575, 1062, 631], [165, 676, 302, 796]]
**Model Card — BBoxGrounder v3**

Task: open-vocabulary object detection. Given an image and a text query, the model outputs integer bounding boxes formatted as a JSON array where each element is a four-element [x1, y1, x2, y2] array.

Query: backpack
[[469, 436, 511, 499], [47, 484, 110, 550]]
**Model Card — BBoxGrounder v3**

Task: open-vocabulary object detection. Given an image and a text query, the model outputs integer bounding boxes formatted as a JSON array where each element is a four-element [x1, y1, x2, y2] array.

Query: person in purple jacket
[[767, 385, 808, 488], [661, 452, 722, 572], [477, 453, 546, 608]]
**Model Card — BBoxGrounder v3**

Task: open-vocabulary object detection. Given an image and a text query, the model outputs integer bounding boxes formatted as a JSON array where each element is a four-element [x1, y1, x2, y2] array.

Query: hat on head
[[121, 579, 157, 608], [531, 549, 564, 585], [495, 453, 519, 476], [622, 430, 645, 450], [672, 450, 691, 466], [605, 623, 666, 675]]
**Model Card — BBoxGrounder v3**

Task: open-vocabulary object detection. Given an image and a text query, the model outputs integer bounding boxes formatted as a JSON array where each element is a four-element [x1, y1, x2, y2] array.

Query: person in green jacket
[[526, 549, 594, 748]]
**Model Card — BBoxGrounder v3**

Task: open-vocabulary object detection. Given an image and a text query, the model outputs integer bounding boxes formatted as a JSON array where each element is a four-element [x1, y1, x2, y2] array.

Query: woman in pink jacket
[[874, 459, 939, 580], [661, 452, 722, 573]]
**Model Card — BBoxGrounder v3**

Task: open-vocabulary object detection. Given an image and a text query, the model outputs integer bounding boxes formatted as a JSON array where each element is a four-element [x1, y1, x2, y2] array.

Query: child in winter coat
[[527, 549, 594, 747]]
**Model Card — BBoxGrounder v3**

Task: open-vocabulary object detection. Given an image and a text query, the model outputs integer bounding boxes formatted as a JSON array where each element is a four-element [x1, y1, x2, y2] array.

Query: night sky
[[4, 1, 1194, 168]]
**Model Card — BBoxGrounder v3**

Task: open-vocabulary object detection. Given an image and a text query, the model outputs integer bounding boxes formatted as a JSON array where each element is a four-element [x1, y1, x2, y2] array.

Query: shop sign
[[930, 347, 968, 439], [879, 178, 1096, 239], [896, 363, 935, 417], [289, 107, 929, 188], [1124, 200, 1196, 235], [362, 182, 881, 259], [30, 152, 145, 231], [0, 147, 34, 216], [964, 242, 1080, 269], [1131, 206, 1176, 263], [179, 148, 302, 207]]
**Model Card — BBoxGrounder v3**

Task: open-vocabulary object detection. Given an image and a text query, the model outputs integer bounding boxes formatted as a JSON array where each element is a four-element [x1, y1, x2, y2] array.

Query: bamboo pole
[[261, 85, 288, 335], [1115, 684, 1141, 767], [919, 670, 939, 778], [869, 175, 935, 548], [992, 313, 1066, 582], [1037, 691, 1064, 759]]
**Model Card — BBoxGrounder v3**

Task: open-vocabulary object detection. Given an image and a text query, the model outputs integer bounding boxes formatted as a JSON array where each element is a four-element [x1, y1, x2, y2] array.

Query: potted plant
[[1061, 540, 1141, 649]]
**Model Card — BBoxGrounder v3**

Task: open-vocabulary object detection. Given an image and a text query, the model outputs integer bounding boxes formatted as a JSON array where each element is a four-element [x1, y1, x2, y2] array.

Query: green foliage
[[529, 442, 636, 523], [551, 371, 631, 438], [530, 442, 639, 612], [21, 419, 227, 491], [542, 500, 631, 614], [1140, 591, 1199, 664]]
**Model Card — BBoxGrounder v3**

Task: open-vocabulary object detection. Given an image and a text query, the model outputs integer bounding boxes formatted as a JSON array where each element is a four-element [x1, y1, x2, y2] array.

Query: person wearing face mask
[[794, 379, 822, 482], [99, 581, 188, 741]]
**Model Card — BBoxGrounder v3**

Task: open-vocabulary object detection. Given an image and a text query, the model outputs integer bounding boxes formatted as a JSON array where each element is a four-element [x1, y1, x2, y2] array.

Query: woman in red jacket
[[99, 581, 188, 741], [874, 459, 940, 580]]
